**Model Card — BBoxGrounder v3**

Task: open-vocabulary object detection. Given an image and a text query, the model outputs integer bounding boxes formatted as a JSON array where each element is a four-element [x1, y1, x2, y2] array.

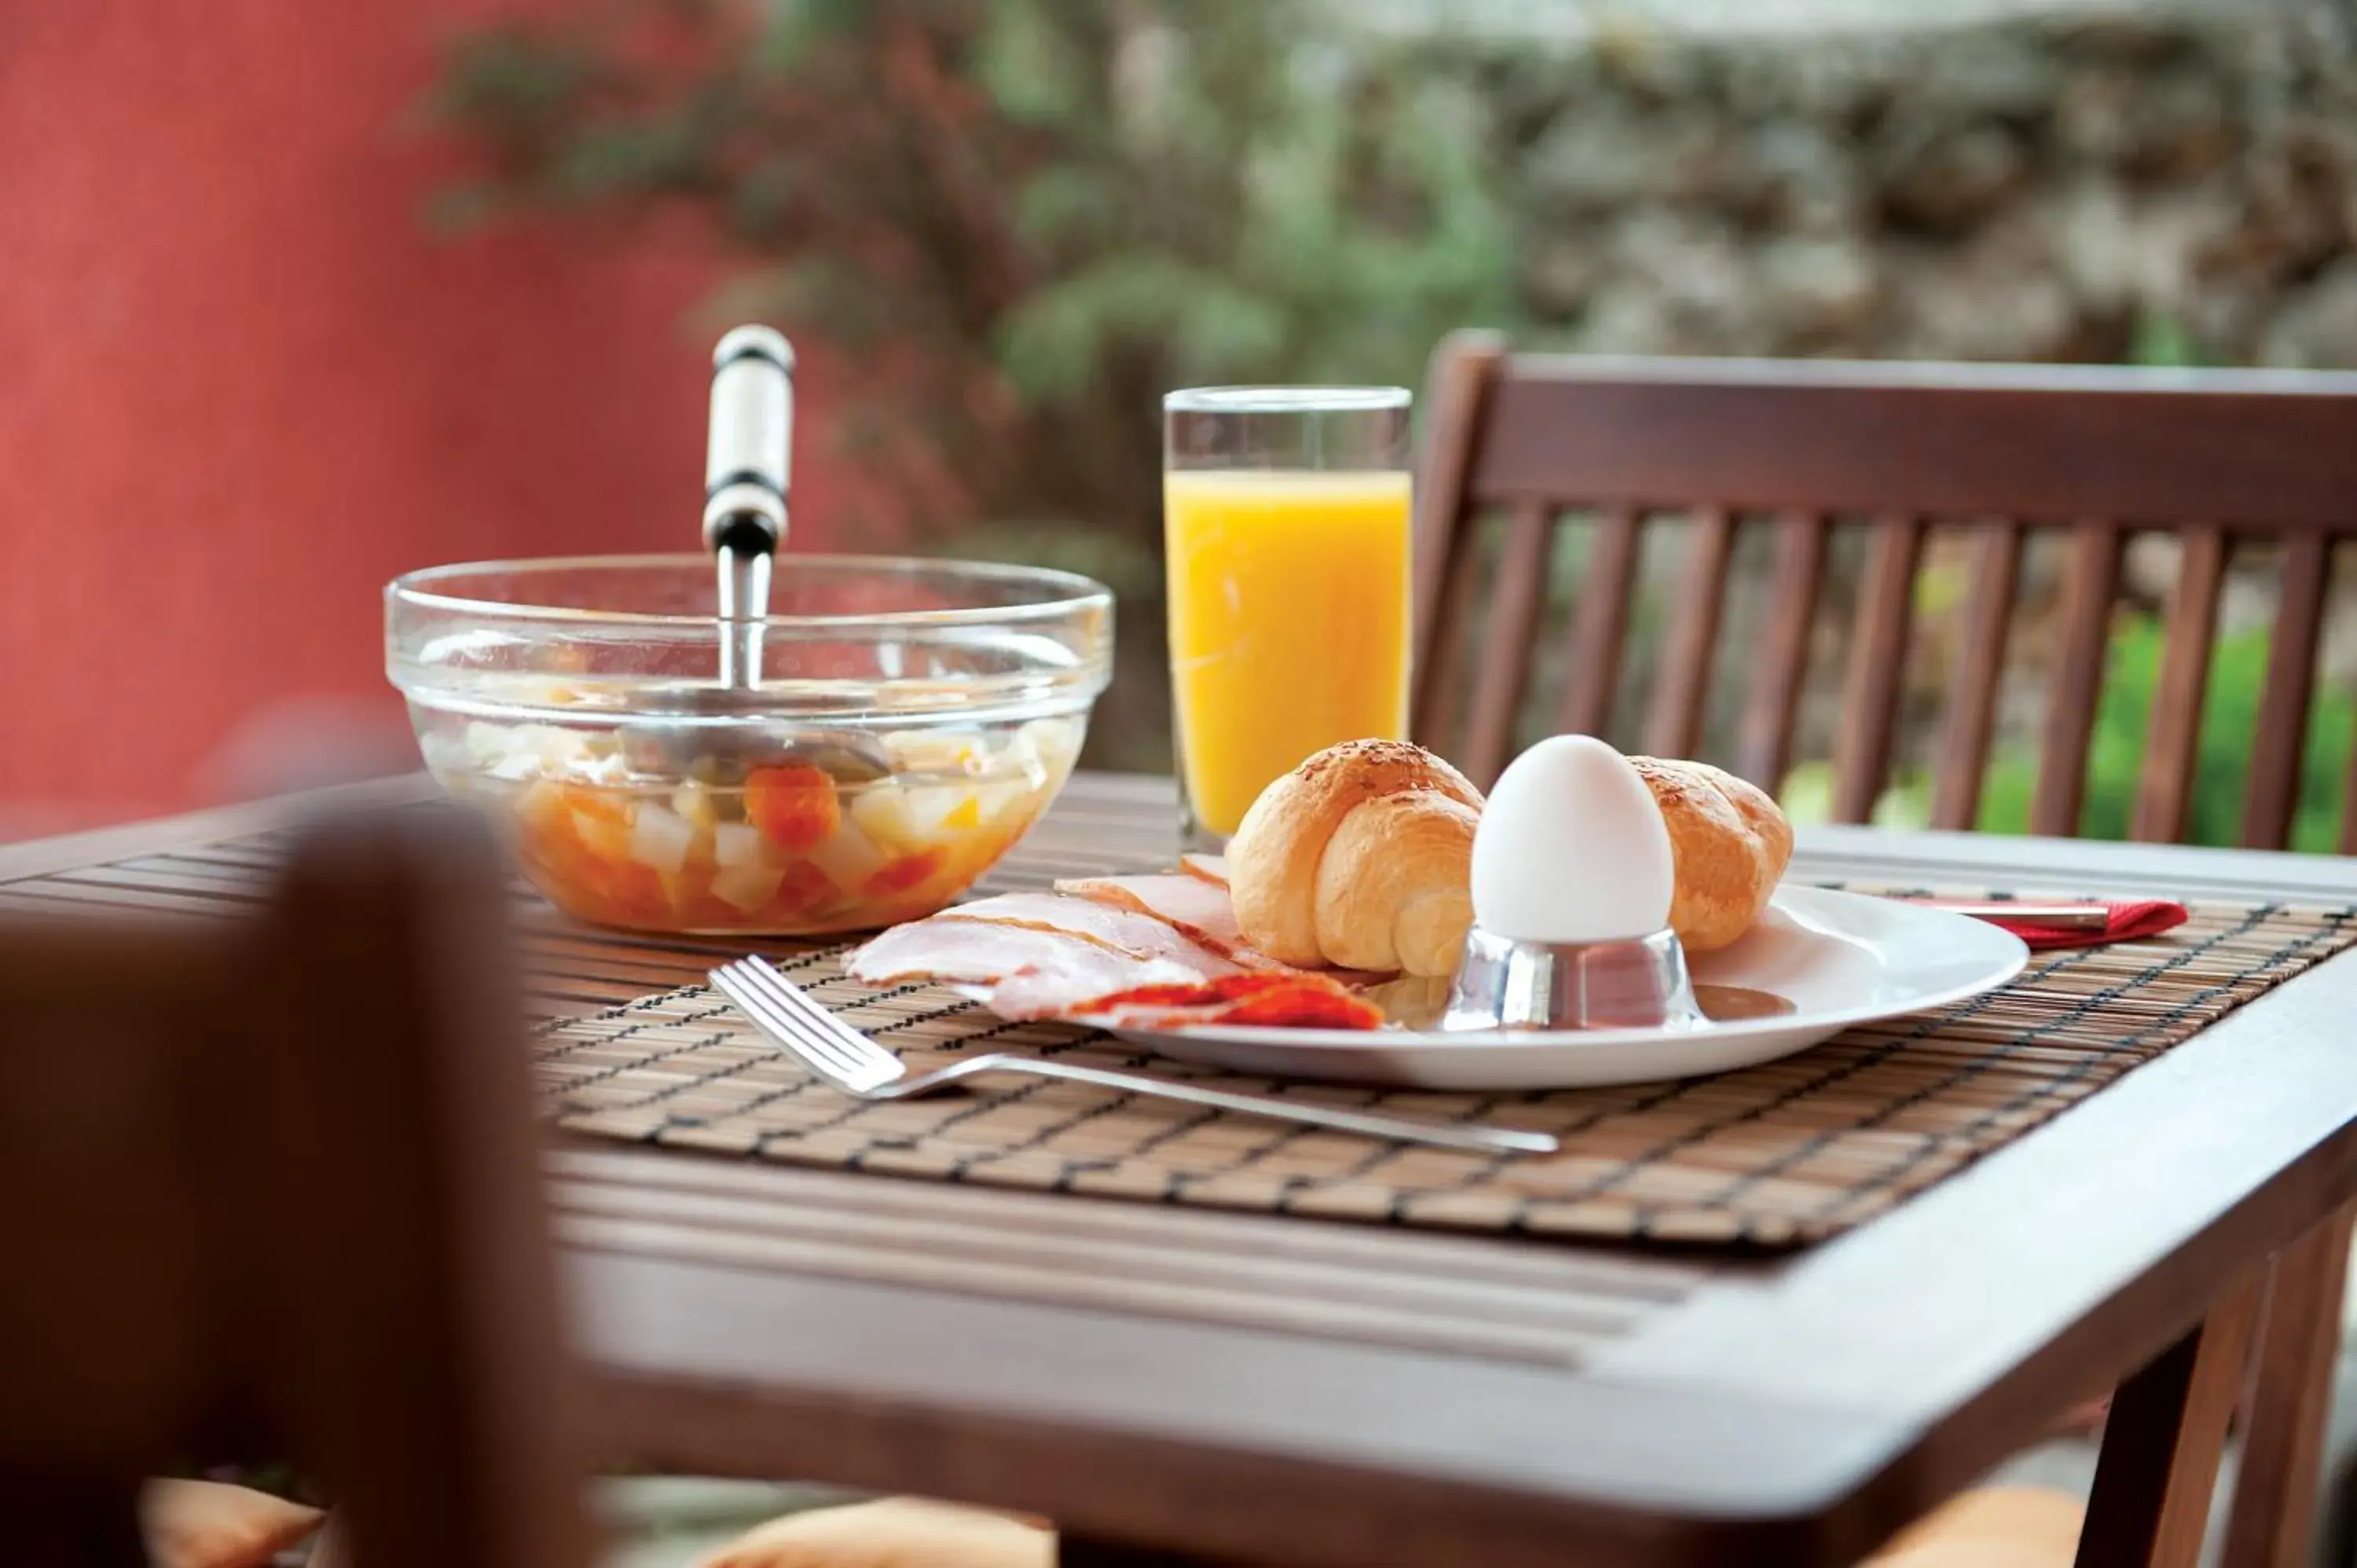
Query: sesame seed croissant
[[1226, 739, 1484, 977]]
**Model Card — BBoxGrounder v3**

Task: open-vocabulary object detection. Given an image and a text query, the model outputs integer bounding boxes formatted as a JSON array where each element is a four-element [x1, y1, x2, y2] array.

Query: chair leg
[[2222, 1202, 2357, 1568], [2077, 1269, 2265, 1568]]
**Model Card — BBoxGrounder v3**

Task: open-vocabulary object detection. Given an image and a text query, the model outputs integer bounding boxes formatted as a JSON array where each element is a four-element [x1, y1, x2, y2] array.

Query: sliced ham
[[1057, 874, 1394, 986], [984, 962, 1207, 1022], [842, 880, 1386, 1028], [1052, 873, 1272, 965], [1178, 852, 1228, 887], [1054, 972, 1385, 1031], [931, 892, 1248, 971], [845, 892, 1247, 1021], [846, 918, 1203, 998]]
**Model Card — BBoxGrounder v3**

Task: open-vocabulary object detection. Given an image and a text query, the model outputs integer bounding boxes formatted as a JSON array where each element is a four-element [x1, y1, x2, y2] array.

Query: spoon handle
[[703, 325, 794, 552]]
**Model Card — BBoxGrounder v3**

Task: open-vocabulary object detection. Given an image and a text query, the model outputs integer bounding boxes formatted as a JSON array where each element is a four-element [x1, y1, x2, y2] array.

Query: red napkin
[[1916, 899, 2190, 951]]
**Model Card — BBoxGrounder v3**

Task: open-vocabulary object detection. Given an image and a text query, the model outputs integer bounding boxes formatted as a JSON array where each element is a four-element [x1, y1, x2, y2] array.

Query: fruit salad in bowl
[[387, 555, 1111, 935]]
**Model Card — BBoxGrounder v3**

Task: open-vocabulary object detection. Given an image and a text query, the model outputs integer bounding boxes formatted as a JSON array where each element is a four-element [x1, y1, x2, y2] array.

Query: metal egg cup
[[1442, 924, 1705, 1033]]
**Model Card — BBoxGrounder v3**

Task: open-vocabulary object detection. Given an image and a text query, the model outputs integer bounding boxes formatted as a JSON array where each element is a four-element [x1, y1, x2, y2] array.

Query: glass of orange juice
[[1164, 387, 1413, 849]]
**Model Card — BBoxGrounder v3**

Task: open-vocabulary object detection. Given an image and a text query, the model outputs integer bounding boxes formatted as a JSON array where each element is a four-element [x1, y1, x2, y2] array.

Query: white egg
[[1470, 735, 1674, 944]]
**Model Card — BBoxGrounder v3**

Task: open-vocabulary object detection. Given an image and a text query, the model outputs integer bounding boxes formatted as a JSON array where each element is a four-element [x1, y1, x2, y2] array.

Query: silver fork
[[709, 958, 1557, 1156]]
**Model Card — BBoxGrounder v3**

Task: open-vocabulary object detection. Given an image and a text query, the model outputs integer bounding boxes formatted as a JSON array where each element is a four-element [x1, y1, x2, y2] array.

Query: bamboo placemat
[[537, 897, 2357, 1247]]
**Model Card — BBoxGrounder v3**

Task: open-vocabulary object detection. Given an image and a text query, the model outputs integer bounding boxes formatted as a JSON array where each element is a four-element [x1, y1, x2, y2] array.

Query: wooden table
[[6, 771, 2356, 1568]]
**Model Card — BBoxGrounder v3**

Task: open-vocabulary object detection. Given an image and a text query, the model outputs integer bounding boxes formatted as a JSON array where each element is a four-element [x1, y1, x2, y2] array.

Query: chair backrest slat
[[1555, 504, 1642, 746], [1417, 518, 1490, 764], [1929, 522, 2024, 831], [1732, 511, 1826, 790], [1411, 330, 1508, 690], [2029, 522, 2125, 837], [2341, 726, 2357, 855], [1412, 343, 2357, 848], [1640, 507, 1736, 760], [1829, 515, 1924, 823], [2132, 526, 2229, 844], [2242, 530, 2334, 850], [1459, 499, 1556, 788]]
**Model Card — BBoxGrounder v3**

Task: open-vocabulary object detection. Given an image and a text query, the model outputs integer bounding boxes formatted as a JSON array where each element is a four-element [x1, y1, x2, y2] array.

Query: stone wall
[[1427, 5, 2357, 828], [1469, 4, 2357, 369]]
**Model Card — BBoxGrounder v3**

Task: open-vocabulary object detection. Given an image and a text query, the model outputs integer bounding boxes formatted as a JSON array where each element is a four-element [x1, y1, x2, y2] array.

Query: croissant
[[1629, 756, 1792, 951], [1226, 739, 1484, 976]]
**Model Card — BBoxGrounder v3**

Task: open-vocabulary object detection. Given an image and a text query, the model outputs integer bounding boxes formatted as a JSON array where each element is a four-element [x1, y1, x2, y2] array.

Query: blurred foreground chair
[[1412, 336, 2357, 1567], [0, 807, 593, 1567]]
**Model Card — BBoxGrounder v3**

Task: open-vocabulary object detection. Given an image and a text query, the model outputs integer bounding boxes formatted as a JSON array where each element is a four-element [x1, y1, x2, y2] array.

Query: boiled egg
[[1469, 735, 1674, 945]]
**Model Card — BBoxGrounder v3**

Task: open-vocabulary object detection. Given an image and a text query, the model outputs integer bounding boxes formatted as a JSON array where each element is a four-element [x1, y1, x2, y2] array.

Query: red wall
[[0, 0, 841, 833]]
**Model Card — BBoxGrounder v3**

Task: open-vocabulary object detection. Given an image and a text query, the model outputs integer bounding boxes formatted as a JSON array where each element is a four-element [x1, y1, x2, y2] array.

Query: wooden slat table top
[[9, 771, 2357, 1568]]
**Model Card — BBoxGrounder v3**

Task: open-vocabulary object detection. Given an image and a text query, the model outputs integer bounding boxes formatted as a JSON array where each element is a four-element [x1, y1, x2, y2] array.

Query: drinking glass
[[1164, 387, 1413, 851]]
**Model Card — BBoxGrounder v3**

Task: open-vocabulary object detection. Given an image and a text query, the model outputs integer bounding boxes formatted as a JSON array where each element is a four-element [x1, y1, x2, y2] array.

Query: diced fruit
[[516, 779, 572, 836], [711, 821, 768, 869], [883, 729, 989, 776], [974, 776, 1039, 833], [604, 858, 669, 923], [867, 848, 946, 896], [1015, 717, 1080, 778], [849, 779, 921, 850], [478, 713, 1059, 932], [997, 732, 1045, 787], [489, 722, 599, 780], [745, 764, 842, 852], [772, 860, 838, 916], [515, 789, 597, 894], [628, 803, 696, 875], [807, 816, 889, 888], [895, 783, 981, 846], [711, 859, 787, 914], [670, 777, 720, 830], [514, 675, 588, 706], [564, 786, 633, 863], [462, 721, 510, 765]]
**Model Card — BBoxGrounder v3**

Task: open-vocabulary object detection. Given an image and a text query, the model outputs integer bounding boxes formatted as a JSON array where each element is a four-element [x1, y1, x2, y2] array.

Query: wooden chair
[[0, 807, 592, 1568], [1412, 334, 2357, 849], [1410, 335, 2357, 1568]]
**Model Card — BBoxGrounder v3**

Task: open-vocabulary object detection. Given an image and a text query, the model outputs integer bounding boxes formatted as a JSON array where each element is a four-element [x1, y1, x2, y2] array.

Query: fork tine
[[740, 987, 874, 1081], [714, 965, 862, 1082], [709, 965, 865, 1086], [719, 960, 885, 1081], [709, 963, 806, 1046], [741, 983, 901, 1090], [733, 958, 898, 1069]]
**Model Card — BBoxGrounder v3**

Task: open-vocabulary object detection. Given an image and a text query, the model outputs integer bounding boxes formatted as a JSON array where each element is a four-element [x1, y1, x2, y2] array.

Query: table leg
[[2221, 1202, 2357, 1568], [2076, 1270, 2264, 1568]]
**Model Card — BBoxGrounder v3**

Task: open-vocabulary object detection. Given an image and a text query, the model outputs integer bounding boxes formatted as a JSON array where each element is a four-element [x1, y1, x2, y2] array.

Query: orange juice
[[1164, 469, 1412, 836]]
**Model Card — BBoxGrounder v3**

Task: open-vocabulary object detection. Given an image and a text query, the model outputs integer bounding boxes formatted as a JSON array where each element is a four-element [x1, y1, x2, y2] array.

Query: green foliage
[[430, 0, 1523, 767], [1974, 616, 2354, 851], [1811, 614, 2355, 850], [430, 0, 1519, 537], [2128, 309, 2206, 370]]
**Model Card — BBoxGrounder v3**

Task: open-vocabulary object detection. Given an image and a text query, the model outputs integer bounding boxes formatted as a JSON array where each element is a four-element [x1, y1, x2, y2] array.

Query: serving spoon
[[617, 325, 892, 782]]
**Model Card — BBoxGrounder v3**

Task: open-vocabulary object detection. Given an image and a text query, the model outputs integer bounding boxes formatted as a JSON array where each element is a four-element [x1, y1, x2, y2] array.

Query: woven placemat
[[535, 896, 2357, 1247]]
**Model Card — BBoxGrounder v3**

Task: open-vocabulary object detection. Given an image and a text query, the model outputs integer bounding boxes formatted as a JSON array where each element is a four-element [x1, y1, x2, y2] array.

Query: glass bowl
[[386, 554, 1113, 935]]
